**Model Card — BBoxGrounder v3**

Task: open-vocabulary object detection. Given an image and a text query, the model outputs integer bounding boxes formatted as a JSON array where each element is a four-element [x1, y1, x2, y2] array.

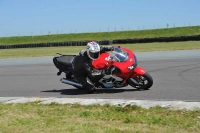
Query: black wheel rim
[[134, 76, 148, 89]]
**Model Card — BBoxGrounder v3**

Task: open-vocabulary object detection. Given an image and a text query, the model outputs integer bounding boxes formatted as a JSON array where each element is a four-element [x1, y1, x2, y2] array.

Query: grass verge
[[0, 41, 200, 58], [0, 103, 199, 133], [0, 26, 200, 45]]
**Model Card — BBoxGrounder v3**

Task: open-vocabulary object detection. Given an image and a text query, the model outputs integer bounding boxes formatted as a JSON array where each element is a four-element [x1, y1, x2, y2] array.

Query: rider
[[71, 41, 114, 93]]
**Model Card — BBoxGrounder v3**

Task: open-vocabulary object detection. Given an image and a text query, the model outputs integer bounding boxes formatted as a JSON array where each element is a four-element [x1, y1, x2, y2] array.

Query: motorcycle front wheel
[[128, 72, 153, 90]]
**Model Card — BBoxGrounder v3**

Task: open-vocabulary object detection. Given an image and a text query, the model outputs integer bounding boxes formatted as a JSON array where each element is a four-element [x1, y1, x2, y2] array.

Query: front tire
[[128, 72, 153, 90]]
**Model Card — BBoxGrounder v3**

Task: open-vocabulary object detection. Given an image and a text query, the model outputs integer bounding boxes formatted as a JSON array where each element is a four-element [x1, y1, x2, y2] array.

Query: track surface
[[0, 50, 200, 101]]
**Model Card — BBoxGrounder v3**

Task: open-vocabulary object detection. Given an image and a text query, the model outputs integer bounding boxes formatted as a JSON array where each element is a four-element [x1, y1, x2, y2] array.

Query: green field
[[0, 26, 200, 45], [0, 41, 200, 58], [0, 26, 200, 59], [0, 103, 199, 133]]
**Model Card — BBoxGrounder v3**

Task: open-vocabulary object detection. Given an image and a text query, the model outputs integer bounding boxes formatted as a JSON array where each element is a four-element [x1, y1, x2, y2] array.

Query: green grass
[[0, 26, 200, 45], [0, 41, 200, 58], [0, 103, 199, 133]]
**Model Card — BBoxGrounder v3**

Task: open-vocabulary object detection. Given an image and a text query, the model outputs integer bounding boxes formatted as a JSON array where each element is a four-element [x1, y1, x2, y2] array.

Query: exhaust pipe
[[60, 78, 83, 88]]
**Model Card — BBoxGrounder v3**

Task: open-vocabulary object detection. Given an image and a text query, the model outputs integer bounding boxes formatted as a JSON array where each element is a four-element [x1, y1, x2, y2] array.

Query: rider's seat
[[53, 55, 76, 72]]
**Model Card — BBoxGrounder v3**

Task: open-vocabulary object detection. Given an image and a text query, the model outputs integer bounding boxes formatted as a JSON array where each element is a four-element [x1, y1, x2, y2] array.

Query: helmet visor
[[89, 51, 100, 60]]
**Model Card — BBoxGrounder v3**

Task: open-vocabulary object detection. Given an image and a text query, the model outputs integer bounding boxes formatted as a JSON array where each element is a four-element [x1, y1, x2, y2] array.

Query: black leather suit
[[71, 46, 113, 93]]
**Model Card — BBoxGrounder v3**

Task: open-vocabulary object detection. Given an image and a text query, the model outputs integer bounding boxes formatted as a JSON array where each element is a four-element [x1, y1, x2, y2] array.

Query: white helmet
[[86, 41, 100, 60]]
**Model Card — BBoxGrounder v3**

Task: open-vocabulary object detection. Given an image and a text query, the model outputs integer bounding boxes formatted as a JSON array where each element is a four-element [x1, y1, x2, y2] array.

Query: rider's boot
[[85, 84, 96, 94], [66, 71, 72, 79]]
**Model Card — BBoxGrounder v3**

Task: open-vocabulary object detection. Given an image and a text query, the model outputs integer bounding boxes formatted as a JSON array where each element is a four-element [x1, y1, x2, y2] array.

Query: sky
[[0, 0, 199, 37]]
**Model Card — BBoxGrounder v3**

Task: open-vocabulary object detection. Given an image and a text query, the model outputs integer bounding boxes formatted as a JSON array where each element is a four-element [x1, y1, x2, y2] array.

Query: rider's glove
[[109, 46, 115, 51]]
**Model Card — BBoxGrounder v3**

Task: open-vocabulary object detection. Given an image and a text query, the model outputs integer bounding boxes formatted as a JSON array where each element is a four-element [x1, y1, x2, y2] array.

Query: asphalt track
[[0, 50, 200, 102]]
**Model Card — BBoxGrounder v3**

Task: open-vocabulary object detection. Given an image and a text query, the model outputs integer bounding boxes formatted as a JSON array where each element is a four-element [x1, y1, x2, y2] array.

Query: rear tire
[[128, 72, 153, 90]]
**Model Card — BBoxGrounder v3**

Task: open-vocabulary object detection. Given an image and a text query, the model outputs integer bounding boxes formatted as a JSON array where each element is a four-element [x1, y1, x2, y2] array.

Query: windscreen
[[110, 47, 128, 62]]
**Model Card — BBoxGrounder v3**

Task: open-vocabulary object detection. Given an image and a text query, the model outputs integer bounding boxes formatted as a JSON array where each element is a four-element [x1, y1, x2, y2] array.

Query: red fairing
[[131, 66, 146, 78], [111, 47, 135, 78], [92, 53, 111, 70], [92, 47, 146, 79]]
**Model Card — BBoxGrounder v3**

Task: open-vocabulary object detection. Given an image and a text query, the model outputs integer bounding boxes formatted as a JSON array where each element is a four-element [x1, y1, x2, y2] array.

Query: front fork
[[125, 66, 146, 86]]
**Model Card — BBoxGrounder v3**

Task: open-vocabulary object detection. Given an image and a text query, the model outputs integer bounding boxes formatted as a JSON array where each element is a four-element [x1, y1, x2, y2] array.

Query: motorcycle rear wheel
[[128, 72, 153, 90]]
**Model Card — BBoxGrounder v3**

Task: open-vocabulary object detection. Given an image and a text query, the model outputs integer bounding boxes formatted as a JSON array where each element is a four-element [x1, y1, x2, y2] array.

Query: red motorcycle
[[53, 46, 153, 90]]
